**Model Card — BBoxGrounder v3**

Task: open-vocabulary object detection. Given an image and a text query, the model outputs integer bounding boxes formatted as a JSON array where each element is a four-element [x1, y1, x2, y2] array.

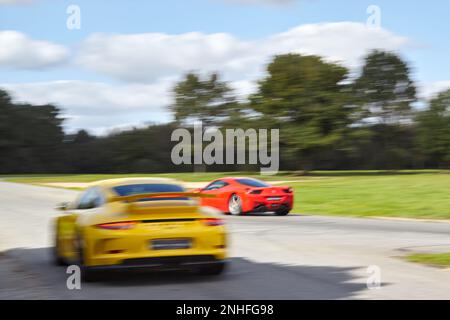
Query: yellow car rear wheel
[[53, 222, 66, 266], [75, 234, 100, 282]]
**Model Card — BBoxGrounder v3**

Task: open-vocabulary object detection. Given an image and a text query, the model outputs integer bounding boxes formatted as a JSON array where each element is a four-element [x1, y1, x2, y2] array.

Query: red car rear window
[[235, 179, 270, 188]]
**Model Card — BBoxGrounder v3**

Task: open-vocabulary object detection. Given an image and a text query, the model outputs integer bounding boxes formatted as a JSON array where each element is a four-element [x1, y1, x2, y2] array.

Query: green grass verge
[[406, 253, 450, 268], [290, 173, 450, 219], [4, 170, 450, 220], [4, 172, 306, 183]]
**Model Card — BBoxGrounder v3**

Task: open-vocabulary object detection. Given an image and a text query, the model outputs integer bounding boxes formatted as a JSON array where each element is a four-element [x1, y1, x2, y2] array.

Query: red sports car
[[197, 177, 294, 216]]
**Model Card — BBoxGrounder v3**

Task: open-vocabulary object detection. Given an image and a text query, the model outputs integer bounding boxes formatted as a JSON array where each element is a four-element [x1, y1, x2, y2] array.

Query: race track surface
[[1, 181, 449, 300]]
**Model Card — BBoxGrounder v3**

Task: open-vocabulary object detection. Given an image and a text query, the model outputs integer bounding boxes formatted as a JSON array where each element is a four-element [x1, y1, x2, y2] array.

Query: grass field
[[406, 253, 450, 268], [4, 170, 450, 220]]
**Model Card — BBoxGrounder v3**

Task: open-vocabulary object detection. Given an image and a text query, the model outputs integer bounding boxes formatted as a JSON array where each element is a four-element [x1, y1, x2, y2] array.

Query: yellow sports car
[[53, 178, 227, 281]]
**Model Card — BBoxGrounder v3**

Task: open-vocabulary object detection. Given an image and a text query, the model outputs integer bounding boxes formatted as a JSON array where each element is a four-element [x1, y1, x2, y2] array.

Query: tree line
[[0, 50, 449, 174]]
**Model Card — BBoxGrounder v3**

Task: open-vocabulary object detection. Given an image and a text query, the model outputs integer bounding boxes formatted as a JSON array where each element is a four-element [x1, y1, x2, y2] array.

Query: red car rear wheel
[[228, 194, 243, 215]]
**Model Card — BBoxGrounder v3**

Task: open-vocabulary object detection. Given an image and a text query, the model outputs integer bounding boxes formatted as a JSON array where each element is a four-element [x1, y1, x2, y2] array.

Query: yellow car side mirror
[[56, 202, 69, 211]]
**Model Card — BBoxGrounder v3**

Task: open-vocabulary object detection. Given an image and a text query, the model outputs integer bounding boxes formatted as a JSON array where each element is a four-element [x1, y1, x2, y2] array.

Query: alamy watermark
[[366, 5, 381, 29], [366, 265, 382, 290], [66, 265, 81, 290], [66, 5, 81, 30], [171, 123, 279, 175]]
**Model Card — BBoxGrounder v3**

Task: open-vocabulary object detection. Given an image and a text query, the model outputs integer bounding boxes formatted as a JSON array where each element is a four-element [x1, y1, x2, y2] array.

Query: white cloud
[[77, 31, 251, 82], [1, 80, 173, 134], [231, 79, 258, 100], [1, 77, 262, 133], [0, 0, 34, 4], [0, 31, 69, 69], [77, 22, 409, 83], [1, 22, 412, 133], [266, 23, 409, 68], [421, 81, 450, 100]]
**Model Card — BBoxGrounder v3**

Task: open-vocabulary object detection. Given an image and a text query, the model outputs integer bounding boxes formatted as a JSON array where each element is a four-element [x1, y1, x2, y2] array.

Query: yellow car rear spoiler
[[108, 192, 215, 203]]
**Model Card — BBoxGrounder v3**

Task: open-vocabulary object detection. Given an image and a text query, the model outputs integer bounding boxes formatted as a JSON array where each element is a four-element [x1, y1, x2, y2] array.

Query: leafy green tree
[[0, 89, 65, 173], [353, 50, 417, 123], [65, 130, 99, 173], [249, 54, 351, 170], [416, 89, 450, 168], [0, 90, 13, 169], [72, 130, 94, 144], [170, 72, 237, 127]]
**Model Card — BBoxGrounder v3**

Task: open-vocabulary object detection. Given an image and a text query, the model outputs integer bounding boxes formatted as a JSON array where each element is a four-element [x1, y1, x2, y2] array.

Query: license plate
[[151, 239, 191, 250], [267, 197, 282, 201]]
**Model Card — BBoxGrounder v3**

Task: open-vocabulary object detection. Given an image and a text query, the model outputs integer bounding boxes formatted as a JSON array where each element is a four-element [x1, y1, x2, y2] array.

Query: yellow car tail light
[[96, 221, 137, 230]]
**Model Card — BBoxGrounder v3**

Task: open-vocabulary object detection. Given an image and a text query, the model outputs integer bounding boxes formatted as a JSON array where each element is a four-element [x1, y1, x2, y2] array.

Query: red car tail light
[[202, 218, 225, 226], [283, 188, 293, 193], [96, 221, 137, 230]]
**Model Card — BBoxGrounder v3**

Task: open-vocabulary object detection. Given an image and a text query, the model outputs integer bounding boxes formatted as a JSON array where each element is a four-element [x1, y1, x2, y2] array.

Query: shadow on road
[[1, 247, 368, 300], [232, 212, 305, 217]]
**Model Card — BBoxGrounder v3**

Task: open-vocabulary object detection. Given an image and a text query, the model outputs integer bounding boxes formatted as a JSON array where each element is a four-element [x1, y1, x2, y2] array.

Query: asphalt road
[[1, 181, 450, 300]]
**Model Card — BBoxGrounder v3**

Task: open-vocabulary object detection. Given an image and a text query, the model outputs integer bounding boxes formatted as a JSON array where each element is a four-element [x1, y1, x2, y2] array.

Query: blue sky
[[1, 0, 449, 133]]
